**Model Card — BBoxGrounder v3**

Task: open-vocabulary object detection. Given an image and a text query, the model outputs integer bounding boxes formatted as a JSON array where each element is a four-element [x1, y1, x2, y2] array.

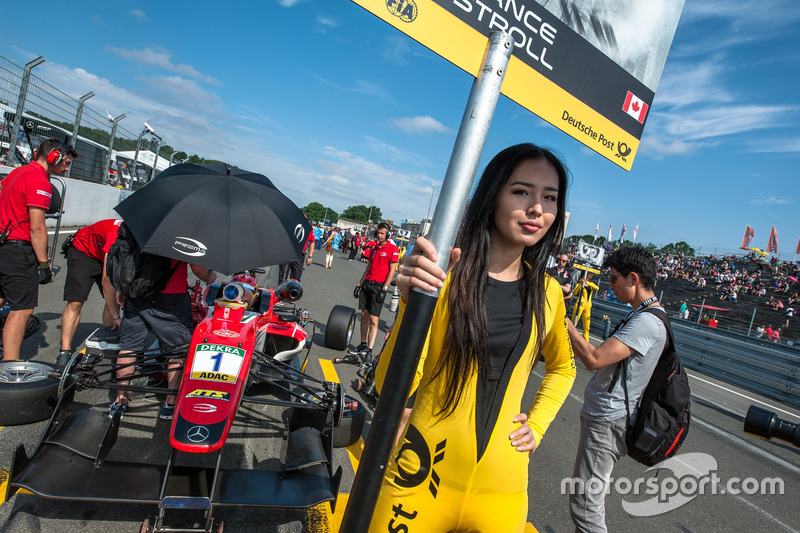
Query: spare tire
[[0, 360, 59, 425], [325, 305, 356, 351]]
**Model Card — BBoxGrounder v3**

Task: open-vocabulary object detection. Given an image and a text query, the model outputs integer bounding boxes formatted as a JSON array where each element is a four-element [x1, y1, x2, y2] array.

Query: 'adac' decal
[[192, 371, 235, 383]]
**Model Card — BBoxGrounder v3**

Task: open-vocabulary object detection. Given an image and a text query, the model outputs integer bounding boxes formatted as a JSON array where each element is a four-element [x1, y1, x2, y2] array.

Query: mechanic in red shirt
[[278, 225, 315, 283], [57, 219, 124, 365], [351, 222, 399, 360], [0, 139, 75, 362]]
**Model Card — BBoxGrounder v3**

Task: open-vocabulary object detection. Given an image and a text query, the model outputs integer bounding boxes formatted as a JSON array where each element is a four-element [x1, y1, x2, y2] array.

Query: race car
[[5, 275, 358, 533]]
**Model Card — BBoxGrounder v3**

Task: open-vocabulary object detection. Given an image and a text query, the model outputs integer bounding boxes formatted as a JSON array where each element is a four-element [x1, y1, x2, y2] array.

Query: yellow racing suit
[[571, 279, 599, 341], [371, 275, 576, 532]]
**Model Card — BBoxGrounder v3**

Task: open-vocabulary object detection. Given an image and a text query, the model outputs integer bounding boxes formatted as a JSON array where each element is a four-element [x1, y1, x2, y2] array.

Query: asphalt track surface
[[1, 232, 799, 532]]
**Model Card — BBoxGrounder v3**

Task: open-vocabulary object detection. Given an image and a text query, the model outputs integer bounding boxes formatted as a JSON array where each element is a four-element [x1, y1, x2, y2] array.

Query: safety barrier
[[0, 54, 170, 189], [589, 299, 800, 409]]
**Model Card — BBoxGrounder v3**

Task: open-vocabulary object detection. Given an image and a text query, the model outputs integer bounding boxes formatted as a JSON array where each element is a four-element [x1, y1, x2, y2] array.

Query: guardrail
[[589, 299, 800, 409]]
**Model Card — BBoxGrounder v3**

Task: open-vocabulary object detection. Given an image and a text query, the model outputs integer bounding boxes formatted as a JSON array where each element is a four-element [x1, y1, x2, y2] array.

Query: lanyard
[[610, 296, 658, 338], [622, 296, 658, 322]]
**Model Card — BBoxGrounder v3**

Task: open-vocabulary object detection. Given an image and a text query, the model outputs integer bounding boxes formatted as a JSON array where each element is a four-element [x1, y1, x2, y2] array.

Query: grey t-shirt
[[581, 307, 667, 421]]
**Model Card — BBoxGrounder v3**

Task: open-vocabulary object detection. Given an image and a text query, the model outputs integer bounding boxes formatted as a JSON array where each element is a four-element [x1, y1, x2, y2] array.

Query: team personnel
[[278, 224, 315, 283], [111, 261, 216, 420], [0, 139, 75, 362], [58, 218, 123, 365], [351, 222, 399, 361]]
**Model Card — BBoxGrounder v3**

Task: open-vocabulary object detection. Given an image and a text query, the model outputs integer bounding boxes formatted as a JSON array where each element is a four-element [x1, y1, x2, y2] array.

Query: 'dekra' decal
[[190, 344, 245, 384]]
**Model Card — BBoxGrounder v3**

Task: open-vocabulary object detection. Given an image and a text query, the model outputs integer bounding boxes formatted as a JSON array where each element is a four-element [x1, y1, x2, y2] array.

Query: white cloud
[[748, 138, 800, 153], [637, 135, 704, 159], [750, 196, 796, 206], [675, 0, 800, 55], [316, 15, 336, 27], [659, 105, 794, 140], [351, 80, 392, 101], [654, 59, 735, 108], [129, 9, 149, 20], [276, 0, 307, 6], [389, 115, 450, 134], [108, 47, 222, 86]]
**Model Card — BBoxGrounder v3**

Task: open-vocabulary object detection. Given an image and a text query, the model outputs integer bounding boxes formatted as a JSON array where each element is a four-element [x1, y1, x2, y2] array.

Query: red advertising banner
[[740, 225, 754, 250], [767, 226, 778, 254]]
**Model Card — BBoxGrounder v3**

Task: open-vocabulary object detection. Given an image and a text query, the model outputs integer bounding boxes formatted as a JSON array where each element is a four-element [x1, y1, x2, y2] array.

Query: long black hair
[[432, 143, 569, 417]]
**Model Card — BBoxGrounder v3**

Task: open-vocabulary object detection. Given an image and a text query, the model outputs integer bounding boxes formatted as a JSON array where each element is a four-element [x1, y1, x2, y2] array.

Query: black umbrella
[[114, 163, 311, 274]]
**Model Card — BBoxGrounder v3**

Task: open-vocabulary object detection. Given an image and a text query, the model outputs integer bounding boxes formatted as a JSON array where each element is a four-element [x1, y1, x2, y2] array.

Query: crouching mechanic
[[0, 139, 75, 362], [351, 222, 398, 361], [111, 261, 216, 420], [58, 219, 123, 366]]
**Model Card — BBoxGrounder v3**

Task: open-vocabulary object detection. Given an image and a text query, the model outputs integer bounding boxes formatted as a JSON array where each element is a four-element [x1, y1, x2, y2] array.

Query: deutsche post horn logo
[[616, 142, 632, 161], [386, 0, 418, 23]]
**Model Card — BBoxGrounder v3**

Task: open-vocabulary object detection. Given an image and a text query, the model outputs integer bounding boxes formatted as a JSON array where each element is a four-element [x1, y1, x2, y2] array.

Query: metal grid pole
[[4, 56, 44, 165]]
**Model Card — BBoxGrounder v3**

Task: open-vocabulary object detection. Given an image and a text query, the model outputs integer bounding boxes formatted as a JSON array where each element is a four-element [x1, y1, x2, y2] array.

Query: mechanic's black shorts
[[63, 247, 104, 302], [0, 244, 39, 310], [358, 280, 385, 318], [120, 293, 193, 352]]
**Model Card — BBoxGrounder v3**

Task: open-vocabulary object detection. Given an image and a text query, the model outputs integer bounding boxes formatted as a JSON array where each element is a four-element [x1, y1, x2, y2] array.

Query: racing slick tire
[[325, 305, 356, 351], [334, 396, 366, 448], [0, 360, 59, 425]]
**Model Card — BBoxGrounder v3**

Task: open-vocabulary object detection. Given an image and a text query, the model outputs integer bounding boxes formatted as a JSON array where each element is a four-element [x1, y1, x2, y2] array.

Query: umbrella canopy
[[114, 163, 311, 274]]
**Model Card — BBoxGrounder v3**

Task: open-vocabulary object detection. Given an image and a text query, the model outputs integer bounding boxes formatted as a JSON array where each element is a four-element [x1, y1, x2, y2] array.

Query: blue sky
[[4, 0, 799, 257]]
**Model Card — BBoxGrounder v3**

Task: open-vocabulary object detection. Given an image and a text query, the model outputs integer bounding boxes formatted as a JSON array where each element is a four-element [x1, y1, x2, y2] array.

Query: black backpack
[[106, 222, 180, 299], [610, 307, 691, 466]]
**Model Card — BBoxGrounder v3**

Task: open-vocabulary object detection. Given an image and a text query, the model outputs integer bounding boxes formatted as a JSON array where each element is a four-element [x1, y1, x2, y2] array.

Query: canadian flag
[[623, 91, 649, 123]]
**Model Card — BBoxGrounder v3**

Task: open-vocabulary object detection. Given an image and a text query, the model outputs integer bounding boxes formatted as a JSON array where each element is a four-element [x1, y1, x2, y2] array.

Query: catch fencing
[[0, 54, 161, 189], [590, 299, 800, 409]]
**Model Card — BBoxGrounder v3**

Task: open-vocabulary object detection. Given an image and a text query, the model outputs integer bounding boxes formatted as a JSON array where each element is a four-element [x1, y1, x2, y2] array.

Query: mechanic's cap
[[231, 273, 258, 291]]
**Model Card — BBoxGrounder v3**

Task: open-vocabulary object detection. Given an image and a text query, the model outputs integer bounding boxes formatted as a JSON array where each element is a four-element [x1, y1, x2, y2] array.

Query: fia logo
[[386, 0, 418, 23]]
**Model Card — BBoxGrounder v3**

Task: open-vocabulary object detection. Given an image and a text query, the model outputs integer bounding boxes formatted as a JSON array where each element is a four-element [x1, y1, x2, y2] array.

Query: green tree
[[185, 154, 205, 164], [302, 202, 326, 222], [302, 202, 338, 223], [342, 204, 382, 223]]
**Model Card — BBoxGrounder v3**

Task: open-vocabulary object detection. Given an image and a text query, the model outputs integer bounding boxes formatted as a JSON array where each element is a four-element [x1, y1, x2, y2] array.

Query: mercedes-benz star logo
[[187, 425, 210, 443]]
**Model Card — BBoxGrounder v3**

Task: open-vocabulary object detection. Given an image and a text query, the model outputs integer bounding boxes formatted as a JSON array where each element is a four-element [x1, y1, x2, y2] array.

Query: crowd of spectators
[[557, 242, 799, 343]]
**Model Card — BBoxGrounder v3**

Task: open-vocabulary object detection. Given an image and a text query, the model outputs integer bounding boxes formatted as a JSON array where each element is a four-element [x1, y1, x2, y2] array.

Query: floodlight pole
[[340, 31, 513, 533], [4, 56, 44, 166], [65, 91, 94, 178], [132, 128, 147, 183], [104, 113, 126, 183]]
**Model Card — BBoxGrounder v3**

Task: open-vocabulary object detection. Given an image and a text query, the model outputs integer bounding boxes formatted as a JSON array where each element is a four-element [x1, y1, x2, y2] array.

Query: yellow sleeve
[[527, 282, 577, 444], [374, 295, 432, 398]]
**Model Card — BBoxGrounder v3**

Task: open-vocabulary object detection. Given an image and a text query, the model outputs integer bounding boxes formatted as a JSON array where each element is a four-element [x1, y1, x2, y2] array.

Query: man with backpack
[[108, 224, 216, 420], [567, 246, 668, 533]]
